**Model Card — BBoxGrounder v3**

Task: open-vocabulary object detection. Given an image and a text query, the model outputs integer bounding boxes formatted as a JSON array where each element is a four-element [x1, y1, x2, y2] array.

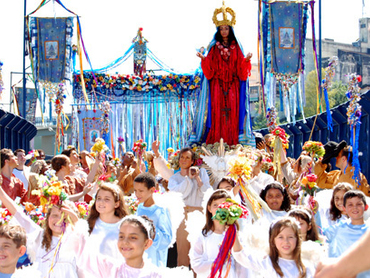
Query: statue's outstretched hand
[[196, 52, 205, 60]]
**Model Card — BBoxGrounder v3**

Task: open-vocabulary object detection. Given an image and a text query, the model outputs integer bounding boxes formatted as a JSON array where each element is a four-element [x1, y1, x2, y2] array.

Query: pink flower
[[306, 174, 317, 183]]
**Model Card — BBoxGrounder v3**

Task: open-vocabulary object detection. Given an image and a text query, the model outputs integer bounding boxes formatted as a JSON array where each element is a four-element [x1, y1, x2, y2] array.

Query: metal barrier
[[257, 90, 370, 179], [0, 109, 37, 153]]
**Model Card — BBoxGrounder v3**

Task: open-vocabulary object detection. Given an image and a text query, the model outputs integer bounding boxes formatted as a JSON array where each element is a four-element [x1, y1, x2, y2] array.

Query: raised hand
[[196, 52, 205, 60], [245, 52, 253, 62], [152, 140, 160, 157]]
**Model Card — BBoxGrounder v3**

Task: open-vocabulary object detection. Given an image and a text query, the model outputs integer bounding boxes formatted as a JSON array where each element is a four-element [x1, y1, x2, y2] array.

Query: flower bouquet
[[75, 201, 89, 219], [227, 155, 270, 220], [91, 138, 108, 153], [300, 173, 319, 214], [209, 199, 248, 278], [212, 198, 248, 225], [124, 196, 139, 215], [24, 203, 46, 226], [169, 150, 180, 170], [37, 180, 68, 207], [117, 136, 125, 157], [302, 141, 325, 161], [132, 139, 147, 158], [300, 174, 319, 196], [26, 150, 39, 164], [0, 208, 12, 225], [271, 127, 289, 150], [271, 127, 289, 176]]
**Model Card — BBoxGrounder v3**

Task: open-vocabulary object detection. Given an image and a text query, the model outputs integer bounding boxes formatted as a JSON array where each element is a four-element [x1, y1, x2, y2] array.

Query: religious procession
[[0, 0, 370, 277]]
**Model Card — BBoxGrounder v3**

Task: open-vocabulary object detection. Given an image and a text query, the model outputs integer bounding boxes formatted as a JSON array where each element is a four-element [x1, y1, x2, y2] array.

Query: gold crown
[[212, 1, 236, 27]]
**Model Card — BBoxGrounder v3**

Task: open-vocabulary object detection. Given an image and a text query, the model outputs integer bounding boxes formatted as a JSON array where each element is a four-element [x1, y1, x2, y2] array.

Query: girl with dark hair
[[193, 2, 252, 146], [288, 207, 320, 242], [233, 217, 314, 277], [190, 189, 244, 278], [259, 182, 292, 223], [77, 215, 162, 277], [0, 178, 80, 277], [217, 176, 242, 204]]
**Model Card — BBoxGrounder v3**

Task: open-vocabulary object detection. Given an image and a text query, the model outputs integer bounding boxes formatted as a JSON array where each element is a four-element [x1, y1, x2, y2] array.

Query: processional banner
[[29, 17, 74, 98], [78, 109, 111, 152], [260, 1, 309, 123]]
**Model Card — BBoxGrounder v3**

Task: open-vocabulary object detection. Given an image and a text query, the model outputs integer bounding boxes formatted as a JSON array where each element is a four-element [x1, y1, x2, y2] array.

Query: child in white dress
[[78, 215, 162, 278], [189, 189, 245, 278], [0, 181, 80, 278], [233, 217, 314, 278], [258, 182, 291, 224], [82, 183, 129, 275]]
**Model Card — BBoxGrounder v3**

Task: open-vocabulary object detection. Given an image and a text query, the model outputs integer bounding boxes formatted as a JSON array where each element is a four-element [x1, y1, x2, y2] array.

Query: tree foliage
[[303, 70, 348, 117]]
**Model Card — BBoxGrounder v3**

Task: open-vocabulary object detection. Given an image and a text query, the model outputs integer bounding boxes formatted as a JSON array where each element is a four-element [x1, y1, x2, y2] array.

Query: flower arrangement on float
[[75, 72, 202, 92]]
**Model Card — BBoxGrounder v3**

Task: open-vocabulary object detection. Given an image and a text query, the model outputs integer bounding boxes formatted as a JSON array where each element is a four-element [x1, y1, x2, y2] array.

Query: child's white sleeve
[[11, 208, 44, 262], [189, 233, 214, 275], [232, 247, 264, 272]]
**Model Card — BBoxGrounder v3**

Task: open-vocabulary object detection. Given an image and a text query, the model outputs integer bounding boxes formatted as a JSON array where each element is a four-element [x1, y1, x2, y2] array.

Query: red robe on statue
[[201, 40, 251, 146]]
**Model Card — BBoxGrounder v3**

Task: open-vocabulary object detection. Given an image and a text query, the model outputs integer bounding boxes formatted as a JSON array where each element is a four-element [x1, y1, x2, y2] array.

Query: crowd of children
[[0, 136, 369, 278]]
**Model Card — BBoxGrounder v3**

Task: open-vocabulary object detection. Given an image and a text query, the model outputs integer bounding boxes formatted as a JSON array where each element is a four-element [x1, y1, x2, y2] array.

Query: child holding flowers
[[0, 175, 82, 278], [189, 189, 248, 278], [232, 217, 314, 278]]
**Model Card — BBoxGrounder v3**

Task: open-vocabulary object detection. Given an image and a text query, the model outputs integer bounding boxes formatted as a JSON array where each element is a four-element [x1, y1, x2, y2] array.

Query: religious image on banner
[[78, 109, 111, 152], [279, 27, 294, 49], [45, 41, 59, 60]]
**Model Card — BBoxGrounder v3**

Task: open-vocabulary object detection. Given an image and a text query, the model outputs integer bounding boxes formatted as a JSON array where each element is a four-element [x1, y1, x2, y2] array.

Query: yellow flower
[[92, 138, 106, 153], [228, 156, 252, 180], [301, 177, 308, 185], [40, 197, 48, 206], [48, 186, 61, 196], [78, 206, 87, 215], [167, 148, 174, 153]]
